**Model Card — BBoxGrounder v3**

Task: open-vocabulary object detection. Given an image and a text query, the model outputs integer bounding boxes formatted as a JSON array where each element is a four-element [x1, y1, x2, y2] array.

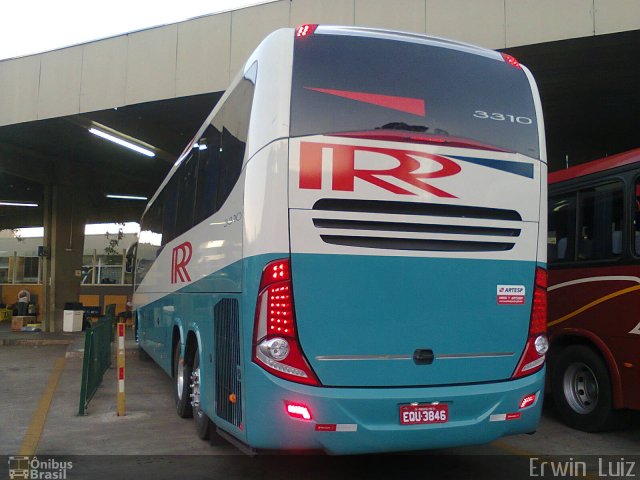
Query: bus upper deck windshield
[[291, 31, 540, 159]]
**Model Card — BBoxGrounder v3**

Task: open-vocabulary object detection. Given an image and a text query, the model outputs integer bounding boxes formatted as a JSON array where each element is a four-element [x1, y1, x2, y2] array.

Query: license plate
[[399, 403, 448, 425]]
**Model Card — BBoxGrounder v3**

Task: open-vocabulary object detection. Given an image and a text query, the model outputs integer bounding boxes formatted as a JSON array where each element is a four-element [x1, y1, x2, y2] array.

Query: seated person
[[16, 289, 30, 316]]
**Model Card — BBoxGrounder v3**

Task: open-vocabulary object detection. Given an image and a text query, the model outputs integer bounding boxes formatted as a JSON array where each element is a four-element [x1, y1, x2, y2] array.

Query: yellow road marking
[[492, 439, 537, 457], [548, 284, 640, 327], [19, 357, 65, 455]]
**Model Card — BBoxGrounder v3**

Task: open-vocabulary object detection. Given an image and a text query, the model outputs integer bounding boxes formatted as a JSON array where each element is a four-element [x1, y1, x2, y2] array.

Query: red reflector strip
[[118, 323, 124, 337], [304, 87, 426, 116], [315, 424, 337, 432], [490, 412, 521, 422], [118, 367, 125, 380], [315, 423, 358, 432]]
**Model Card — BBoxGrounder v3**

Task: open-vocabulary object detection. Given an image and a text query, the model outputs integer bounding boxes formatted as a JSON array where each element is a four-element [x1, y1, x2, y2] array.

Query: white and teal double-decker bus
[[133, 24, 548, 454]]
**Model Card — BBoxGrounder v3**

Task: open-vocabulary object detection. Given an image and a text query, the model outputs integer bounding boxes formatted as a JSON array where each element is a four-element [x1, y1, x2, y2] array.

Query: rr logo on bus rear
[[299, 142, 461, 197], [171, 241, 192, 284]]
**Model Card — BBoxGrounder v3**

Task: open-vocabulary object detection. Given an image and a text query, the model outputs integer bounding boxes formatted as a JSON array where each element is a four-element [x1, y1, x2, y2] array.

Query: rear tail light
[[501, 52, 522, 69], [512, 267, 548, 379], [253, 259, 320, 386], [296, 24, 318, 37]]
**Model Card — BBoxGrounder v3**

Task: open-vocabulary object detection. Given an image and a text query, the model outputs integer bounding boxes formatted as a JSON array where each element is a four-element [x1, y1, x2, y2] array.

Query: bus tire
[[551, 344, 616, 432], [174, 342, 193, 418], [192, 347, 211, 440]]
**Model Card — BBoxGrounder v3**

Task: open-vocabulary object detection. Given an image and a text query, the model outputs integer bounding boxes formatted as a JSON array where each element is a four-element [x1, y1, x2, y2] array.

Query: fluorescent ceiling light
[[105, 194, 148, 201], [89, 128, 156, 157], [0, 201, 39, 207]]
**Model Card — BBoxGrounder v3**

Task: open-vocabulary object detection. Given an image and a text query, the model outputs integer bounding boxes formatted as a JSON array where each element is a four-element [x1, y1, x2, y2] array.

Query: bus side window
[[194, 126, 222, 225], [612, 229, 622, 255], [175, 151, 198, 236], [216, 77, 254, 211], [577, 182, 623, 261], [635, 180, 640, 255], [162, 175, 179, 245], [548, 194, 576, 263], [136, 196, 163, 287], [193, 76, 255, 224]]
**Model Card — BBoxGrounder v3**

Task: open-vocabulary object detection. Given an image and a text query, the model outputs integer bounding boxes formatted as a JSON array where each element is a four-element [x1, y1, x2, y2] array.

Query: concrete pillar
[[41, 185, 52, 332], [48, 184, 87, 332]]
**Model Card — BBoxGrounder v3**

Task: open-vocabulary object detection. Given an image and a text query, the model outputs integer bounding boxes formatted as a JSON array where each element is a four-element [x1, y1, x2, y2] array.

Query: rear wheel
[[191, 347, 211, 440], [174, 342, 193, 418], [551, 344, 616, 432]]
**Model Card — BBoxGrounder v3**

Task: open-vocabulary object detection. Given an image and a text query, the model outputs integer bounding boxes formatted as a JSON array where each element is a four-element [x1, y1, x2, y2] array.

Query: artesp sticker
[[497, 285, 525, 305]]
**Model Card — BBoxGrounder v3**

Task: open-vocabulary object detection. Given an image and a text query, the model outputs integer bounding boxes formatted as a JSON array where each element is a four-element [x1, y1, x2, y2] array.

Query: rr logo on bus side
[[171, 241, 192, 284], [298, 142, 461, 197]]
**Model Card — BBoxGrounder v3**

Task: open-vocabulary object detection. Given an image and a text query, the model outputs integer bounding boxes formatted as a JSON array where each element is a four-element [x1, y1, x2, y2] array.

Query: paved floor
[[0, 344, 69, 454], [1, 322, 638, 480]]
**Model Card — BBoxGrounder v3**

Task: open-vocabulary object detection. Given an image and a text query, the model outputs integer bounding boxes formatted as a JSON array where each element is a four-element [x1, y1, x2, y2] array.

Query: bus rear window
[[291, 33, 540, 159]]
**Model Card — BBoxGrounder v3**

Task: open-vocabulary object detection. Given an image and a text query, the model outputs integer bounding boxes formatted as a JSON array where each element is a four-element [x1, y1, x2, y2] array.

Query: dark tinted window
[[635, 178, 640, 256], [291, 34, 539, 158], [217, 77, 254, 209], [577, 182, 623, 261], [135, 67, 256, 288], [217, 127, 245, 209], [194, 126, 222, 224], [548, 194, 577, 263], [162, 176, 179, 244], [175, 152, 198, 236], [195, 75, 255, 222], [23, 257, 39, 279], [549, 182, 624, 264]]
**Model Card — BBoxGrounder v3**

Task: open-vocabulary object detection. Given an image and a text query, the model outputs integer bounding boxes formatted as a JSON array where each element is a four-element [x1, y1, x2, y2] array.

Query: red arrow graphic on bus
[[304, 87, 426, 116]]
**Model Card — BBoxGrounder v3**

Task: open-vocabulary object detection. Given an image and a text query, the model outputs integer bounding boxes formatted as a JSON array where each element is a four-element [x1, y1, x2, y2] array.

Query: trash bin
[[63, 310, 84, 332]]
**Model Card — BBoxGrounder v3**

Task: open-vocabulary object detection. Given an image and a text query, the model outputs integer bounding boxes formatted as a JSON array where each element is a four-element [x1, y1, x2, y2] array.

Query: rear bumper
[[243, 364, 545, 454]]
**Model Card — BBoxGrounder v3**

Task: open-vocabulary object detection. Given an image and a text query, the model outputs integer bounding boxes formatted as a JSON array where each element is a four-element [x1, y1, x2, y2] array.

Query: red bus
[[547, 148, 640, 431]]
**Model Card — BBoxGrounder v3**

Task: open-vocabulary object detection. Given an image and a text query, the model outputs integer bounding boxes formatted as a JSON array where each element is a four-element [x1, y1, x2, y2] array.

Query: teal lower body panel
[[289, 253, 539, 387], [243, 364, 545, 454]]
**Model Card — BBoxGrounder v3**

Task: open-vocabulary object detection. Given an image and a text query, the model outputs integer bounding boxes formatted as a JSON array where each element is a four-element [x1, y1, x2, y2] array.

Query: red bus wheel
[[551, 344, 617, 432]]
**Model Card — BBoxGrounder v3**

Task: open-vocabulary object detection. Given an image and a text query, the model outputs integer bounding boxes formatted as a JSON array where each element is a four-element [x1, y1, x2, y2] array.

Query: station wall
[[0, 0, 639, 127]]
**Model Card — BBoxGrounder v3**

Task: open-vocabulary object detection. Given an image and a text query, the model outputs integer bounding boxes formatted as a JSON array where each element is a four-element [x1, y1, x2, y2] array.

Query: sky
[[0, 0, 274, 61]]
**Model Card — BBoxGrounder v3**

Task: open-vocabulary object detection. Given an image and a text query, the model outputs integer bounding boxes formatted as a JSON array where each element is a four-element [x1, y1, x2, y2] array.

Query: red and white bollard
[[117, 322, 126, 416]]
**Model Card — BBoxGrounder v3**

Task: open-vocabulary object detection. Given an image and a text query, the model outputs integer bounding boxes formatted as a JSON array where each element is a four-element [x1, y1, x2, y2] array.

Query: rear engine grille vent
[[312, 199, 522, 252], [214, 298, 242, 428], [313, 199, 522, 221]]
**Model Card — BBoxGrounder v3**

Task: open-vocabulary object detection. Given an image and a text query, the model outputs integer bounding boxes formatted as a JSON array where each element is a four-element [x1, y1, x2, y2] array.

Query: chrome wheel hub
[[176, 355, 185, 400], [190, 366, 201, 412], [563, 362, 598, 414]]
